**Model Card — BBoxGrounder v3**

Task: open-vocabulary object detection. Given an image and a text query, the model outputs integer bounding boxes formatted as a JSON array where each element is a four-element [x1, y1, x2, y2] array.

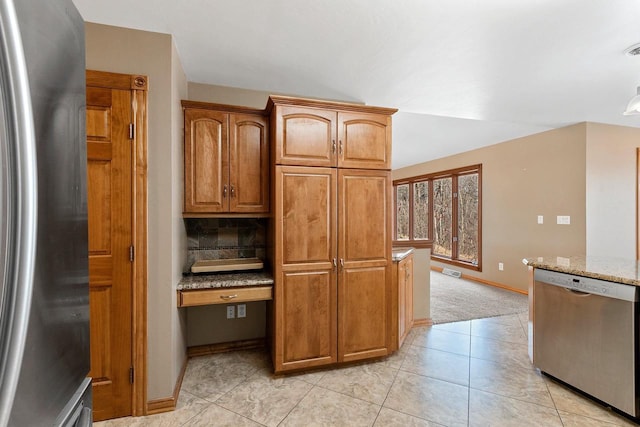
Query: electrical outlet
[[226, 305, 235, 319], [537, 215, 543, 224], [498, 262, 504, 271], [557, 215, 570, 225], [237, 304, 246, 318]]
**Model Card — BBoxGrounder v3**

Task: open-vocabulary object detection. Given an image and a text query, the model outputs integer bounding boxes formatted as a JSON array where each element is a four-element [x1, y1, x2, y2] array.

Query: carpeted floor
[[430, 271, 528, 324]]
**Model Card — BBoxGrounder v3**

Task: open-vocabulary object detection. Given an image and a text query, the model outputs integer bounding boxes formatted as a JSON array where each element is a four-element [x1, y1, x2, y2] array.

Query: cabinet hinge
[[129, 366, 134, 383], [453, 192, 458, 198], [129, 245, 135, 262], [129, 123, 135, 139]]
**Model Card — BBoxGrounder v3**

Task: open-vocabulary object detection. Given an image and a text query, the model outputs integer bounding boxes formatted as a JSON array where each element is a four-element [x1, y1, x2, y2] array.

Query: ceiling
[[72, 0, 640, 169]]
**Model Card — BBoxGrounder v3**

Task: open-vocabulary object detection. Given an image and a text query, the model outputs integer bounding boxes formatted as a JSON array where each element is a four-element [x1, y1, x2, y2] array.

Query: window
[[393, 164, 482, 271]]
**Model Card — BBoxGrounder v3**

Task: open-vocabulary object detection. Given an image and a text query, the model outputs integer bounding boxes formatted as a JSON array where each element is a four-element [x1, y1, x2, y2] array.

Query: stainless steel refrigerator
[[0, 0, 91, 426]]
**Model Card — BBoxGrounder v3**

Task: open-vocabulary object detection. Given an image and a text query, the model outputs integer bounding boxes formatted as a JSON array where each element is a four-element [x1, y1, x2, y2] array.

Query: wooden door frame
[[86, 70, 148, 416]]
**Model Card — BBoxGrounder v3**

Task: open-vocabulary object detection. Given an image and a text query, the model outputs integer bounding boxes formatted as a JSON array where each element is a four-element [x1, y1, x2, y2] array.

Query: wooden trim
[[88, 70, 149, 416], [181, 100, 266, 116], [431, 255, 482, 272], [131, 84, 149, 416], [412, 318, 433, 327], [392, 241, 432, 249], [266, 95, 398, 115], [431, 265, 528, 295], [182, 212, 271, 219], [146, 356, 188, 415], [392, 163, 482, 185], [86, 70, 148, 91], [187, 338, 267, 358]]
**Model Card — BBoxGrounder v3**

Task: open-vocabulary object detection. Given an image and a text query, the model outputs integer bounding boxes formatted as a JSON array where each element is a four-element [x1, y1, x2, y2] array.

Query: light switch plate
[[237, 304, 246, 318], [537, 215, 543, 224], [557, 215, 570, 225]]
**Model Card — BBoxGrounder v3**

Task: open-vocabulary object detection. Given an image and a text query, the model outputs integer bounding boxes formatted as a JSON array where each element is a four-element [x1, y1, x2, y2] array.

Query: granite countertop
[[524, 255, 640, 286], [392, 247, 414, 262], [178, 271, 274, 290]]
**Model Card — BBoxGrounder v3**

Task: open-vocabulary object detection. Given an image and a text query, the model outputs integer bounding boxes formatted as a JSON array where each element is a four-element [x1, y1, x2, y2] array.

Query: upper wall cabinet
[[183, 101, 269, 216], [268, 96, 396, 170]]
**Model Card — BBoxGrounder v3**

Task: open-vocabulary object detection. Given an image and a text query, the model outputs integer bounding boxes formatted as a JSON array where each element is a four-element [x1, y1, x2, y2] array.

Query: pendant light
[[623, 86, 640, 115]]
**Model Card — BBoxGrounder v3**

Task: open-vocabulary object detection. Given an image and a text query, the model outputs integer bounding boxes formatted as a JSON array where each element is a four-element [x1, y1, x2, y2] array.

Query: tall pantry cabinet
[[268, 96, 397, 373]]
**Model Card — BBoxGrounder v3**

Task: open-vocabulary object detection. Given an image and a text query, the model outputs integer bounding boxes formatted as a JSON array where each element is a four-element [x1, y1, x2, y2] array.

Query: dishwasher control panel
[[534, 269, 638, 302]]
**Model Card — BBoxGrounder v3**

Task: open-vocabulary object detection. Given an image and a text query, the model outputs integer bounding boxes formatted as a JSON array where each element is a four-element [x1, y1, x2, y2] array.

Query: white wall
[[586, 123, 640, 258]]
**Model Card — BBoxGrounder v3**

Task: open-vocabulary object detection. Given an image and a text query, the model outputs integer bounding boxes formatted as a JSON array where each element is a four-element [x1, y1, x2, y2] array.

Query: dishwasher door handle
[[564, 287, 592, 297]]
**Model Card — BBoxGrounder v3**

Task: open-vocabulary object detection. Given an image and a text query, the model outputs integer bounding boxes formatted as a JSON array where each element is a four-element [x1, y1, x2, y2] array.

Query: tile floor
[[96, 312, 638, 426]]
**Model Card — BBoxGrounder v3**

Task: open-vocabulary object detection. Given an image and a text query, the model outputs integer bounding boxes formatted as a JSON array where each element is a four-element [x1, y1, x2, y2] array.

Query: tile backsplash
[[185, 218, 267, 271]]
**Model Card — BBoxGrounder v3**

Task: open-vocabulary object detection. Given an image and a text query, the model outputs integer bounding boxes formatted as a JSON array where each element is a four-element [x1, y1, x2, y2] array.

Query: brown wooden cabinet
[[393, 252, 414, 349], [272, 166, 391, 372], [269, 96, 396, 373], [183, 101, 269, 216], [269, 96, 393, 170]]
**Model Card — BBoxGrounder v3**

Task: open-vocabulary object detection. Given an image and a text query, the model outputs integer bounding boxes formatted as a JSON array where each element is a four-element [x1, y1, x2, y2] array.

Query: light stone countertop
[[524, 255, 640, 286], [177, 271, 274, 290], [392, 247, 414, 262]]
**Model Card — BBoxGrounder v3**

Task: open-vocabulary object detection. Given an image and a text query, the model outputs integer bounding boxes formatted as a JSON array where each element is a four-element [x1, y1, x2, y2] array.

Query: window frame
[[393, 164, 482, 272]]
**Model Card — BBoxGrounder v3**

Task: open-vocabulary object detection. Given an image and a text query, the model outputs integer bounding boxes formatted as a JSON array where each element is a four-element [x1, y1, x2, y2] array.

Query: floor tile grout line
[[467, 330, 472, 427], [274, 381, 317, 427]]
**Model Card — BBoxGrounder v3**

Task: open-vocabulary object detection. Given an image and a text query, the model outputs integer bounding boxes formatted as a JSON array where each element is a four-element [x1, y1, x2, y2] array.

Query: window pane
[[433, 177, 452, 257], [413, 181, 429, 240], [396, 184, 409, 240], [458, 173, 479, 264]]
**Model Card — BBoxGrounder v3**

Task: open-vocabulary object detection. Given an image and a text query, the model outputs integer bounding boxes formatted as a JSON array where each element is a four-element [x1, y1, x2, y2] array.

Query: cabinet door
[[337, 169, 391, 362], [405, 254, 414, 335], [397, 259, 407, 346], [338, 112, 391, 170], [273, 106, 337, 167], [184, 109, 229, 213], [229, 113, 269, 213], [273, 166, 338, 372]]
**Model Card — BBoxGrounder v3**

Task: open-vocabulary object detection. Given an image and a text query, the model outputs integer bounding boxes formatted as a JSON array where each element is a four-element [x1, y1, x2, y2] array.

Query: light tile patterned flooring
[[97, 312, 638, 426]]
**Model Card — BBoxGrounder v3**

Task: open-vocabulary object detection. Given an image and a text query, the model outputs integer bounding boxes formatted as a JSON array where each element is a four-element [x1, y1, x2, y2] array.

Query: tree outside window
[[393, 165, 482, 271]]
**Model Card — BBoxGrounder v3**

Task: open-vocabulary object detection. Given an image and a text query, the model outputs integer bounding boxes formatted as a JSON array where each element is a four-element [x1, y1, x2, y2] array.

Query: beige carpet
[[430, 271, 528, 324]]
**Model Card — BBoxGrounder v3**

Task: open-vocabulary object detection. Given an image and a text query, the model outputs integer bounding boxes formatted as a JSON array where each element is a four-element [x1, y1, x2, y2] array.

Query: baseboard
[[146, 354, 188, 415], [412, 318, 433, 327], [431, 266, 528, 295], [187, 338, 267, 358]]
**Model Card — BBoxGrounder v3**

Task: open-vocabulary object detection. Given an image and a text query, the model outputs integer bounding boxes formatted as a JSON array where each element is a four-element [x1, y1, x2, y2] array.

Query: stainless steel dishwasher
[[533, 268, 639, 417]]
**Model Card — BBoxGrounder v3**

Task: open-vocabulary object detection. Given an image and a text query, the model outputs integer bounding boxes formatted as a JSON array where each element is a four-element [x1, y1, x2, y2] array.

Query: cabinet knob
[[223, 185, 228, 198], [339, 140, 343, 155], [230, 185, 235, 197], [340, 258, 344, 269], [332, 140, 336, 154], [333, 258, 337, 270]]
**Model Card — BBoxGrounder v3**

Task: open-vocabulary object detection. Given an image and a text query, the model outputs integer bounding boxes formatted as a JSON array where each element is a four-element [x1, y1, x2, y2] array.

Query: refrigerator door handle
[[0, 0, 39, 426]]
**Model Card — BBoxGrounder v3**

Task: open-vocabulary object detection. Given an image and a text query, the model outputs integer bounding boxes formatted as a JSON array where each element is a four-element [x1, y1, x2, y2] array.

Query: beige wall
[[85, 23, 187, 400], [170, 39, 189, 392], [586, 123, 640, 258], [394, 123, 588, 292]]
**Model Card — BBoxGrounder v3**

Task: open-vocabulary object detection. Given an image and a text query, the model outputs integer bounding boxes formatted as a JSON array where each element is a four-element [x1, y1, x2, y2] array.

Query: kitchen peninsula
[[525, 255, 640, 418]]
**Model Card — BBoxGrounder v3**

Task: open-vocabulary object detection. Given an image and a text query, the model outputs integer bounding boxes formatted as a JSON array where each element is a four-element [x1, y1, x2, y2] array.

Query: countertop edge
[[392, 247, 415, 262], [525, 258, 640, 286]]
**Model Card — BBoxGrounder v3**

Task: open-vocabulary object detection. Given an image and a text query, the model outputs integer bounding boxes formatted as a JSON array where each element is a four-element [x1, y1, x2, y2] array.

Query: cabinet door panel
[[339, 170, 390, 263], [274, 106, 336, 167], [184, 109, 228, 212], [338, 266, 389, 362], [273, 166, 338, 372], [338, 112, 391, 170], [278, 167, 337, 265], [229, 114, 269, 212], [338, 169, 391, 361], [277, 270, 337, 370]]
